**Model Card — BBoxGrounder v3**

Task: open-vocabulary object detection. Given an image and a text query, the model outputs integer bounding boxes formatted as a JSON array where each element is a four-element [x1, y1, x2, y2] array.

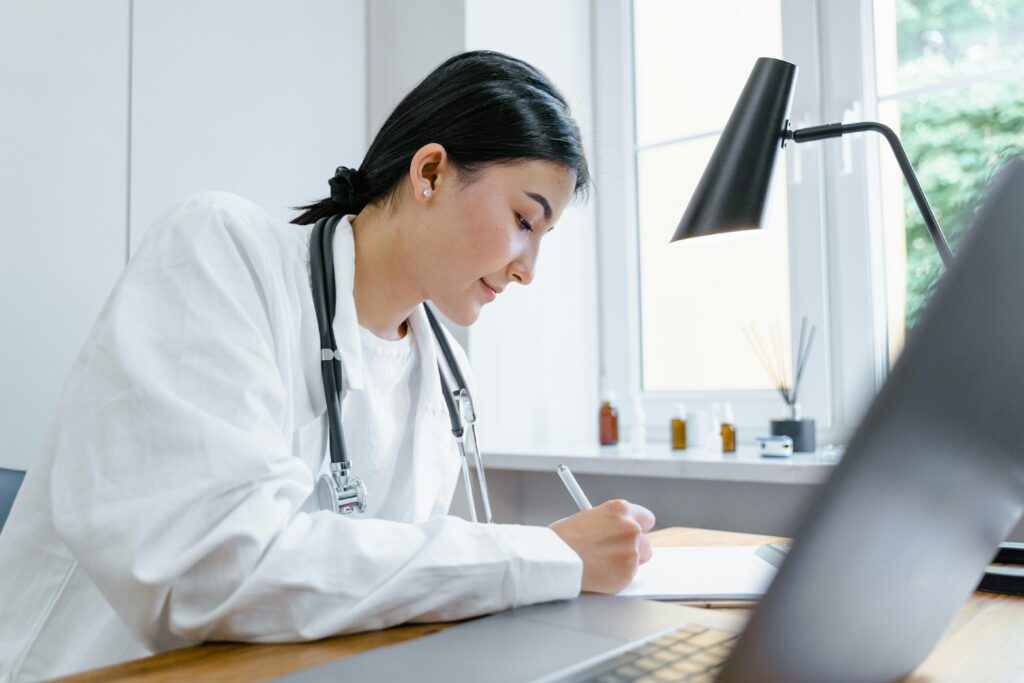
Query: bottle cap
[[601, 389, 617, 404], [710, 402, 723, 426], [718, 401, 735, 424], [674, 403, 687, 419]]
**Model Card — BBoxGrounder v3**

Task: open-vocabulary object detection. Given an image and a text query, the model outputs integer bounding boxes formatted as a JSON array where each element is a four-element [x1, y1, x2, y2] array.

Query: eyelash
[[515, 213, 534, 232]]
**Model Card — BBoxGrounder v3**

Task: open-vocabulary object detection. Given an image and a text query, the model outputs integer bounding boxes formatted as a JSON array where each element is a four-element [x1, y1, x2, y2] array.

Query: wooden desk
[[59, 527, 1024, 683]]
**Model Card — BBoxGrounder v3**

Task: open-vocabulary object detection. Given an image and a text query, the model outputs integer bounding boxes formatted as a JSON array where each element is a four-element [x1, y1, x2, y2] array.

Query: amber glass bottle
[[719, 402, 737, 453], [670, 403, 687, 450], [599, 391, 619, 445]]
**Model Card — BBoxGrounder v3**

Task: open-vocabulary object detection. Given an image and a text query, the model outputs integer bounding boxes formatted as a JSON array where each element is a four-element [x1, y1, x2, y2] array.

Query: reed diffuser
[[743, 316, 817, 452]]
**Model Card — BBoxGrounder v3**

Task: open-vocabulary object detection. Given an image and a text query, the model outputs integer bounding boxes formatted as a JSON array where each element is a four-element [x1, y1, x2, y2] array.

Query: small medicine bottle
[[670, 403, 687, 450], [599, 390, 619, 446], [718, 402, 737, 453]]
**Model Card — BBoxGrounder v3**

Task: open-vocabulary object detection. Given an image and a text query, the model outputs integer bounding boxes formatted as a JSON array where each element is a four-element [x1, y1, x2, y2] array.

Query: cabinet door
[[0, 0, 131, 470], [129, 0, 367, 250]]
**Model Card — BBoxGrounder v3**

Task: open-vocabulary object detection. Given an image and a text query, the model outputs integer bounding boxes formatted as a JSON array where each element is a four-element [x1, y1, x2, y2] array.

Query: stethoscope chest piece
[[316, 462, 368, 514]]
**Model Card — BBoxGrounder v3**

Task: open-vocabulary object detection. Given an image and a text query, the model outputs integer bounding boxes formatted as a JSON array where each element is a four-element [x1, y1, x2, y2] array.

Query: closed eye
[[515, 213, 534, 232]]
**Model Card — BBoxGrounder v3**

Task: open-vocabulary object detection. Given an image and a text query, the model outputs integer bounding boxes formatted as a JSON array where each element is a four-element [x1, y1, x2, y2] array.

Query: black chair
[[0, 467, 26, 533]]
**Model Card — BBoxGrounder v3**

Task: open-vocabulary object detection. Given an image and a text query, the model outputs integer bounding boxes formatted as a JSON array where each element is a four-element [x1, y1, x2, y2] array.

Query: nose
[[509, 265, 531, 286], [508, 249, 537, 286]]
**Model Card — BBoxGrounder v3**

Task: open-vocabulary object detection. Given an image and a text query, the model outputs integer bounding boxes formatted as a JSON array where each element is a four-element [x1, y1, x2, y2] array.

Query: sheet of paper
[[616, 546, 778, 601]]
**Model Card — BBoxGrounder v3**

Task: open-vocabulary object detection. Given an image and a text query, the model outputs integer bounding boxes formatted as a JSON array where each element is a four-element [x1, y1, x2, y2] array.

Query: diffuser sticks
[[743, 316, 816, 414]]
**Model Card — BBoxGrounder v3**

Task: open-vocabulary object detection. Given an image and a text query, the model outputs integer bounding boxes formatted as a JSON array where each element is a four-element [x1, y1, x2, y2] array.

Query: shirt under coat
[[0, 191, 583, 682]]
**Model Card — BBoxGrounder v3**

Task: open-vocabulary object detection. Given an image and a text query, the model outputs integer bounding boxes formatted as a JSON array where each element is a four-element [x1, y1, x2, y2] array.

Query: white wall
[[0, 0, 131, 471], [0, 0, 367, 471]]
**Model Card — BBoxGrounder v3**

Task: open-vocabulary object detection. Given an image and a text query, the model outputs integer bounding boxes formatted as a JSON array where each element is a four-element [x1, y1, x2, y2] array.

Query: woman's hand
[[547, 499, 655, 594]]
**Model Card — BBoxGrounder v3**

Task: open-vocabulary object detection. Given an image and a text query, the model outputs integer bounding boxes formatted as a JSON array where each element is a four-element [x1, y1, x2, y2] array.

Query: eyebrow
[[524, 191, 552, 221]]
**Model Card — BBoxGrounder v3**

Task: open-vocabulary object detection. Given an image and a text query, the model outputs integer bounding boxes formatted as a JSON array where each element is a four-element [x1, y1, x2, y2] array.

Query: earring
[[422, 188, 433, 198]]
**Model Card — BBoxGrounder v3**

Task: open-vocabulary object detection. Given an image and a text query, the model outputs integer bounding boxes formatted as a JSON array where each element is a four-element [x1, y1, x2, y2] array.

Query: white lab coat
[[0, 192, 582, 682]]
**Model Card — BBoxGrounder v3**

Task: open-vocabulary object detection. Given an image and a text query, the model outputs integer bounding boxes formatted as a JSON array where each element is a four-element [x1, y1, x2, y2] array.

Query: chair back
[[0, 468, 26, 533]]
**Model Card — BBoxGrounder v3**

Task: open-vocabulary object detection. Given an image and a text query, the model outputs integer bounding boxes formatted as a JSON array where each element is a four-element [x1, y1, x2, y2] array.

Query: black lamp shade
[[672, 57, 798, 242]]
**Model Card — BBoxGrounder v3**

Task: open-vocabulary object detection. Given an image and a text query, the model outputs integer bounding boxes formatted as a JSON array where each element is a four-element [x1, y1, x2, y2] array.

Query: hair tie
[[328, 166, 361, 205]]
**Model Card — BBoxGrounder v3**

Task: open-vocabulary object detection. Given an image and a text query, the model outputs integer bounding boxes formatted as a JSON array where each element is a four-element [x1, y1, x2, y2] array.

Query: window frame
[[593, 0, 890, 445]]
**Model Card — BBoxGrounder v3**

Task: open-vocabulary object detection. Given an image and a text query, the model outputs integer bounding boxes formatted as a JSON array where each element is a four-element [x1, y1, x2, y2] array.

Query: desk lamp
[[672, 56, 954, 267]]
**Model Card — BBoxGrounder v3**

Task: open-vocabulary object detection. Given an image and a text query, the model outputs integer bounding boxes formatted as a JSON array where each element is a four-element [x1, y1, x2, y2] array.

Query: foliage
[[896, 0, 1024, 68], [900, 82, 1024, 327], [894, 0, 1024, 329]]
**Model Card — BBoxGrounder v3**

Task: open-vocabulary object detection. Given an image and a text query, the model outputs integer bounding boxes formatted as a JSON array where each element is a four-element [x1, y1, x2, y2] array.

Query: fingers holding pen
[[550, 467, 658, 592], [609, 499, 655, 565], [548, 498, 656, 593], [627, 501, 656, 533]]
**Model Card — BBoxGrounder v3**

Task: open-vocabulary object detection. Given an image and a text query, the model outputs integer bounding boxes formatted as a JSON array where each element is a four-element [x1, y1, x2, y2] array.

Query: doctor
[[0, 50, 655, 681]]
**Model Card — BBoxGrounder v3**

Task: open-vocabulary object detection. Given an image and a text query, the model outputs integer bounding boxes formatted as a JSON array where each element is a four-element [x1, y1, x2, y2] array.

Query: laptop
[[275, 156, 1024, 683]]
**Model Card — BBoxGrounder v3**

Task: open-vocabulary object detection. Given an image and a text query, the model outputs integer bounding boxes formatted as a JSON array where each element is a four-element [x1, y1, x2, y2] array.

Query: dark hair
[[291, 50, 591, 225]]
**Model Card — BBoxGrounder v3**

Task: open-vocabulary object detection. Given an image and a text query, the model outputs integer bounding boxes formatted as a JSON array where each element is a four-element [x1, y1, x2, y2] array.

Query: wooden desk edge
[[55, 526, 1024, 683]]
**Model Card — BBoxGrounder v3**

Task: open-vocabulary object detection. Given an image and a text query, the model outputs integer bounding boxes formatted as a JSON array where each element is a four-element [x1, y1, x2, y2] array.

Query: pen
[[556, 464, 592, 511]]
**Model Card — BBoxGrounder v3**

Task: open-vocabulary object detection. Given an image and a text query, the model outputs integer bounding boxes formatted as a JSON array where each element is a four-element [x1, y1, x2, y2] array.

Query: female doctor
[[0, 50, 655, 681]]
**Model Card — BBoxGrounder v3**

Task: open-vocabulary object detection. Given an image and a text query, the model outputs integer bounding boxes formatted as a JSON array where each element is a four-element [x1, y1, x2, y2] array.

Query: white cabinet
[[129, 0, 367, 249], [0, 0, 131, 470]]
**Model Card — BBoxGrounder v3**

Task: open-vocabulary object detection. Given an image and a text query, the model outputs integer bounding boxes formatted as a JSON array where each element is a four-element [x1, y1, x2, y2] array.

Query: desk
[[58, 527, 1024, 683]]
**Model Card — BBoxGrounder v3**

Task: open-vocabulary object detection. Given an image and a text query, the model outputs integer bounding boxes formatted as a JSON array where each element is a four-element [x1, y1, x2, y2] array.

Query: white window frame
[[593, 0, 891, 446]]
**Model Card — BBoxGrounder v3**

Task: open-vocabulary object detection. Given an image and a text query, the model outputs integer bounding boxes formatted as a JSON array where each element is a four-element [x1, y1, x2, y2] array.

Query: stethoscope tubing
[[310, 214, 492, 523], [310, 215, 349, 467]]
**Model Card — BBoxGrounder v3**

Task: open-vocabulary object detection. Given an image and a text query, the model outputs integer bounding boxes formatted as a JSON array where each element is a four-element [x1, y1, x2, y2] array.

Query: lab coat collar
[[327, 215, 444, 411], [329, 215, 365, 392]]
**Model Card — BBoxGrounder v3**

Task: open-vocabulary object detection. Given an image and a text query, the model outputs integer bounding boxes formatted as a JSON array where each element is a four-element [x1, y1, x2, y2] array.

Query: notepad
[[616, 546, 778, 601]]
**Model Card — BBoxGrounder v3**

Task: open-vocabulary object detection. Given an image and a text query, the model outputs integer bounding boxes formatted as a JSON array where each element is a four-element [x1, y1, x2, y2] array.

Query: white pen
[[556, 464, 592, 510]]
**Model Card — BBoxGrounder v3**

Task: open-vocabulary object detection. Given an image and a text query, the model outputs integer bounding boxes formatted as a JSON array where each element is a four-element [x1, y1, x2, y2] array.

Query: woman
[[0, 50, 654, 681]]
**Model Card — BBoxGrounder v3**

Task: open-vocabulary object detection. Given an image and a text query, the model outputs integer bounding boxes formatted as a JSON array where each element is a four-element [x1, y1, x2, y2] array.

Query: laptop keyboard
[[575, 623, 738, 682]]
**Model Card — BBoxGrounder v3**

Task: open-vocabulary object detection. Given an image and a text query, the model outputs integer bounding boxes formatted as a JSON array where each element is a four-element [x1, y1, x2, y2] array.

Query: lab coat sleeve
[[49, 193, 582, 651]]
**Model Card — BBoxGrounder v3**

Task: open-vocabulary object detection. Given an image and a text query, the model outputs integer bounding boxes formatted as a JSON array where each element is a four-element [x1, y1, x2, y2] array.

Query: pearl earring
[[422, 188, 433, 198]]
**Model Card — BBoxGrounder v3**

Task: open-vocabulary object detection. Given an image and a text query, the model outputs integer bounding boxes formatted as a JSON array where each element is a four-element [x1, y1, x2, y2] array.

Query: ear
[[408, 143, 449, 203]]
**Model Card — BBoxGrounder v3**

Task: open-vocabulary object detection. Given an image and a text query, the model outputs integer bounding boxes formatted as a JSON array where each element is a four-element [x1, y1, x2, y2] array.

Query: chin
[[433, 300, 482, 327], [449, 306, 482, 327]]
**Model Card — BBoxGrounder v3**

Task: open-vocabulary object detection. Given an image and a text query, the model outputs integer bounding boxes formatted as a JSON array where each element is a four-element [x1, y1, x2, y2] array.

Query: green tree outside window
[[893, 0, 1024, 329]]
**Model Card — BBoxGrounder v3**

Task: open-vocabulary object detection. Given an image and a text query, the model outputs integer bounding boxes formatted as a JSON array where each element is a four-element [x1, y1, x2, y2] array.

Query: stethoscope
[[308, 213, 494, 523]]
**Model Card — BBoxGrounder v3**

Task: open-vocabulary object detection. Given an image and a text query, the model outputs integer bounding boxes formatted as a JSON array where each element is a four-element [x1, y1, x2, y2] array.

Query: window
[[632, 0, 793, 392], [595, 0, 835, 441]]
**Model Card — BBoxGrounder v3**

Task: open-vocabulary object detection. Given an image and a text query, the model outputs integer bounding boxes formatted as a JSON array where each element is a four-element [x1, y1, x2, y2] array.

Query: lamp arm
[[789, 121, 955, 267]]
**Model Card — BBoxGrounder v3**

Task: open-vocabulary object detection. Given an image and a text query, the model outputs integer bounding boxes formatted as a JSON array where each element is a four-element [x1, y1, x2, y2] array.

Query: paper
[[616, 546, 778, 601]]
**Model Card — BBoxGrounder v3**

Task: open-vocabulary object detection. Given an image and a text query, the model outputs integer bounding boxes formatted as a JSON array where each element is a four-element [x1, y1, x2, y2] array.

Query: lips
[[482, 280, 503, 294], [480, 279, 501, 302]]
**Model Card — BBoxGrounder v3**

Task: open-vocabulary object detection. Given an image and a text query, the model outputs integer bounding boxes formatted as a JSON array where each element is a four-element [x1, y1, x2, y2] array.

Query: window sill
[[480, 443, 837, 485]]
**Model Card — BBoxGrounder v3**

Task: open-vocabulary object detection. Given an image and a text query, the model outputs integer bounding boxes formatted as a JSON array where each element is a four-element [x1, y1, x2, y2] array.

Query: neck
[[348, 205, 423, 340]]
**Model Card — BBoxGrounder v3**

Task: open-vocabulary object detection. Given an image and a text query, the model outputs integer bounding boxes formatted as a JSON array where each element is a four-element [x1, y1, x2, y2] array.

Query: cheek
[[462, 223, 519, 273]]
